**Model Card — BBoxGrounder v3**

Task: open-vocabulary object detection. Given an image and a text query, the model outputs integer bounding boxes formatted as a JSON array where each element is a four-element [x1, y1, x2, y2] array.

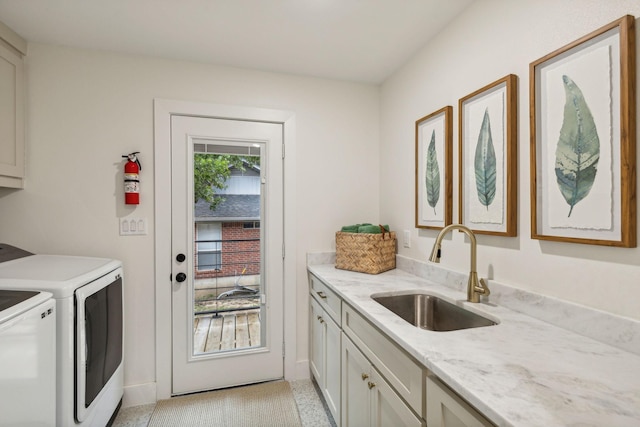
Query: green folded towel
[[341, 223, 372, 233], [358, 224, 390, 234], [340, 223, 391, 233]]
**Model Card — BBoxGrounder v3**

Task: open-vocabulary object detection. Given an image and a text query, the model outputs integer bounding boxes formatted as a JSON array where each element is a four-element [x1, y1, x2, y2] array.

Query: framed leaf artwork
[[415, 106, 452, 229], [530, 15, 636, 247], [459, 74, 518, 236]]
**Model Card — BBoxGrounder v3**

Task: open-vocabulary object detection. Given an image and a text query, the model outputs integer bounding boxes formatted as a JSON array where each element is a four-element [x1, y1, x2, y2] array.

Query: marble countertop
[[307, 263, 640, 427]]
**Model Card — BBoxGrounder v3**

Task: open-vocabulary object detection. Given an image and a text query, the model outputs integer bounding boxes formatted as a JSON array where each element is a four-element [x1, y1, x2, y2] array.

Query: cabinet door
[[371, 368, 425, 427], [342, 334, 371, 427], [0, 41, 24, 186], [343, 303, 424, 414], [426, 376, 494, 427], [324, 312, 341, 423], [311, 296, 341, 425], [309, 298, 325, 386]]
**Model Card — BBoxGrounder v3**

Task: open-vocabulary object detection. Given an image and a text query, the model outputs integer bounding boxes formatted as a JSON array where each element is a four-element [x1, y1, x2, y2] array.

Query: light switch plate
[[403, 230, 411, 248], [120, 218, 148, 236]]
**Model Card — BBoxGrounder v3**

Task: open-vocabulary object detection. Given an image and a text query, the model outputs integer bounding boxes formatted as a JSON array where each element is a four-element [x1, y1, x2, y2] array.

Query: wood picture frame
[[415, 106, 453, 229], [530, 15, 636, 247], [458, 74, 518, 236]]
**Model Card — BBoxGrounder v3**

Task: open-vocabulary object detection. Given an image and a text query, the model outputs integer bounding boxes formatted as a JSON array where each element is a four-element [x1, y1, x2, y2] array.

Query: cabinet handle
[[361, 373, 369, 381], [317, 315, 322, 321], [367, 381, 376, 389], [317, 291, 327, 299]]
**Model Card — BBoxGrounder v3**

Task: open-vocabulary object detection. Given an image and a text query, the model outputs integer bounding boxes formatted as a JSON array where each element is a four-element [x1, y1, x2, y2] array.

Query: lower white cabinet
[[426, 376, 494, 427], [309, 272, 495, 427], [309, 295, 341, 423], [341, 334, 370, 427], [342, 303, 424, 415], [342, 334, 424, 427]]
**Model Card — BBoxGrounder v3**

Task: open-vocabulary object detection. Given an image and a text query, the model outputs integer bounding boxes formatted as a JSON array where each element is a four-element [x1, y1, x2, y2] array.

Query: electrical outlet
[[403, 230, 411, 248], [120, 218, 148, 236]]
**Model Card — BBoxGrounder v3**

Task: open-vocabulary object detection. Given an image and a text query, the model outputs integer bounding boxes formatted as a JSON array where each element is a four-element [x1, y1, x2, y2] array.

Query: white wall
[[0, 43, 380, 401], [2, 0, 638, 403], [381, 0, 640, 320]]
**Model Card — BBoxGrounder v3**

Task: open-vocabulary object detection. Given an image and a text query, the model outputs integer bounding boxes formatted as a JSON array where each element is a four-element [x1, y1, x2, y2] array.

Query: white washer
[[0, 289, 56, 427], [0, 254, 123, 427]]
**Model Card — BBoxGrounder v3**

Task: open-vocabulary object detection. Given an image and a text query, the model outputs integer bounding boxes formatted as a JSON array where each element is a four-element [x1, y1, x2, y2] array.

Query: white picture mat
[[417, 112, 447, 226], [461, 82, 508, 232], [535, 27, 622, 241]]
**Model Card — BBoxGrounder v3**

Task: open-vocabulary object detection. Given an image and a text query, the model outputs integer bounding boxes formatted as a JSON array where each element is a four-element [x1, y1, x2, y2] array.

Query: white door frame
[[153, 99, 297, 399]]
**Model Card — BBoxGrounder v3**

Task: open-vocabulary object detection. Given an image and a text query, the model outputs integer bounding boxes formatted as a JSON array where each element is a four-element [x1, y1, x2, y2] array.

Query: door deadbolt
[[175, 272, 187, 282], [176, 253, 186, 263]]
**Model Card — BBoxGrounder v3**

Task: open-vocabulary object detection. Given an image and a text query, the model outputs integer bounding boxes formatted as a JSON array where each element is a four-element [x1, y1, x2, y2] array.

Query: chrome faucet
[[428, 224, 490, 303]]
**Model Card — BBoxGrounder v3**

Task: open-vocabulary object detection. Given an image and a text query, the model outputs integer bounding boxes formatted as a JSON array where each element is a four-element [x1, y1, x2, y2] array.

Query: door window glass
[[196, 223, 221, 271], [192, 143, 263, 356]]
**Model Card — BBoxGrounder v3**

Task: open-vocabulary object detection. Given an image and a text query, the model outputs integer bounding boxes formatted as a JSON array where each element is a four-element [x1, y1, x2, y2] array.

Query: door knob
[[361, 373, 369, 381], [176, 253, 186, 263], [176, 272, 187, 282], [367, 381, 376, 389]]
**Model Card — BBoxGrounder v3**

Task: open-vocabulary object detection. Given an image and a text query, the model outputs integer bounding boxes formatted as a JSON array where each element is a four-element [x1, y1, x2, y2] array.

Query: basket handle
[[379, 224, 388, 239]]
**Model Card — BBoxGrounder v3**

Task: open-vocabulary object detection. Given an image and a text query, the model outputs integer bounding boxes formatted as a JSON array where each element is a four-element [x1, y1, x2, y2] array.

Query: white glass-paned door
[[171, 115, 283, 395]]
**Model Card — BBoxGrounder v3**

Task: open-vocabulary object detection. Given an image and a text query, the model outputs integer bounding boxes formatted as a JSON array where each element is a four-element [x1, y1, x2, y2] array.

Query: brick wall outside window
[[195, 222, 260, 279]]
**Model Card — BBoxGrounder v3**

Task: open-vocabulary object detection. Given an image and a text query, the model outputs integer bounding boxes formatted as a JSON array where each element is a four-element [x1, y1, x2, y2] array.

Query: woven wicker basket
[[335, 231, 396, 274]]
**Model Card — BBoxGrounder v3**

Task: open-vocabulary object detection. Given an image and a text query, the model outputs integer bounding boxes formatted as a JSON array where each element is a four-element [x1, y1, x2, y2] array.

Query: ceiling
[[0, 0, 474, 84]]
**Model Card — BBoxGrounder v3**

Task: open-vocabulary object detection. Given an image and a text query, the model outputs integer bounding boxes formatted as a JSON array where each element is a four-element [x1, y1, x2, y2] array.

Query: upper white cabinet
[[0, 20, 26, 189]]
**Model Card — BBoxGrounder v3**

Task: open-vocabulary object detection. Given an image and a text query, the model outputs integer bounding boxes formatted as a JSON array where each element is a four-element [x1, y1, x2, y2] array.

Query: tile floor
[[112, 379, 336, 427]]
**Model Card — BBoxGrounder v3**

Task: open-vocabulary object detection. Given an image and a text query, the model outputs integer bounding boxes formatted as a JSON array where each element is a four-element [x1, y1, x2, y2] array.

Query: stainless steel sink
[[372, 293, 497, 331]]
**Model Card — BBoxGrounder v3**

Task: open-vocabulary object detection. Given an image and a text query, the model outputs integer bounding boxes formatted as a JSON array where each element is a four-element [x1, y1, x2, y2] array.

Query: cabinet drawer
[[309, 273, 341, 325], [343, 303, 424, 416]]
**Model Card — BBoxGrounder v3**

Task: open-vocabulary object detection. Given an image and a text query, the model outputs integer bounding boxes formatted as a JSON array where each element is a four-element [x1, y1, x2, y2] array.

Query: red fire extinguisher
[[122, 152, 141, 205]]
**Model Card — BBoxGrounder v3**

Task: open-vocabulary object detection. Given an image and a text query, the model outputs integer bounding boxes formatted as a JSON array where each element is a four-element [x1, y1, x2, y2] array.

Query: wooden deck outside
[[193, 309, 261, 354]]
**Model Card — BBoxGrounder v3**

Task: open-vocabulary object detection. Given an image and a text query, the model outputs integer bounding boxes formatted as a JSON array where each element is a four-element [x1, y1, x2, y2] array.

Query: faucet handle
[[477, 278, 490, 296]]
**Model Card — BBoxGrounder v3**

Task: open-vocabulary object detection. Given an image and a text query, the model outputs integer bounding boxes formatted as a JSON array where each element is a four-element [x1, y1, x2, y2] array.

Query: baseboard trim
[[122, 382, 157, 408], [294, 359, 310, 380]]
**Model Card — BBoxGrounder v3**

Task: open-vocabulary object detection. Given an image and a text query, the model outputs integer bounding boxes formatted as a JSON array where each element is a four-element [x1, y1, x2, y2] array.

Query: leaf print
[[555, 75, 600, 217], [474, 108, 497, 209], [425, 130, 441, 214]]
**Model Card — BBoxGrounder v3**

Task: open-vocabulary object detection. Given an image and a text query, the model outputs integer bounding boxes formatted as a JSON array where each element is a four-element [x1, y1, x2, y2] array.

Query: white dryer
[[0, 248, 123, 427], [0, 289, 56, 427]]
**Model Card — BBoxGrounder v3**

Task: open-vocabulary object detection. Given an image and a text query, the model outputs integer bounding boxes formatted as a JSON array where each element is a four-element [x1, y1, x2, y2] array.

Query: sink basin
[[372, 293, 497, 332]]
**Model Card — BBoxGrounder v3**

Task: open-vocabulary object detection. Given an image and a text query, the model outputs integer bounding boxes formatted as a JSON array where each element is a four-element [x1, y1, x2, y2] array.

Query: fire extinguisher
[[122, 152, 141, 205]]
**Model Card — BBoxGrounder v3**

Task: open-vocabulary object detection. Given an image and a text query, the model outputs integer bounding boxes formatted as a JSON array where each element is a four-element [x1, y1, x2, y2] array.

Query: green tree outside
[[194, 154, 260, 210]]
